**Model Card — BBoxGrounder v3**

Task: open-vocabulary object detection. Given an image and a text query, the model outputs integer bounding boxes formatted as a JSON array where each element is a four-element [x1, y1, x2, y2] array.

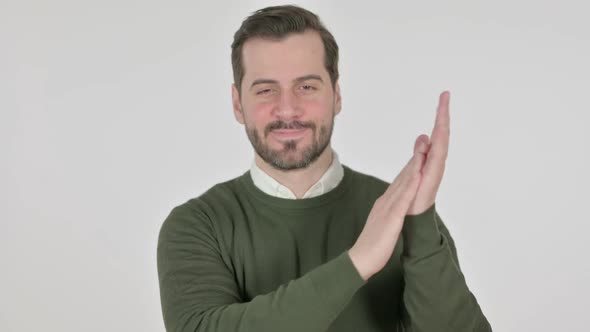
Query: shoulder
[[158, 172, 247, 241]]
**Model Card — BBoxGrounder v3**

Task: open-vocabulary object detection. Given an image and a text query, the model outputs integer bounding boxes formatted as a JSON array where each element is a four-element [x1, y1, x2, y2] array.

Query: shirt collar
[[249, 150, 344, 199]]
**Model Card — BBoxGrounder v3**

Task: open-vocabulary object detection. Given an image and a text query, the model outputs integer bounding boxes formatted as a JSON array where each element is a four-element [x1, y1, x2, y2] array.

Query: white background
[[2, 0, 589, 331]]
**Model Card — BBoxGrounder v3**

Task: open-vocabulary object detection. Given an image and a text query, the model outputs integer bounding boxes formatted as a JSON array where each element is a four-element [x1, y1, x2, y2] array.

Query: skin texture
[[231, 28, 451, 281]]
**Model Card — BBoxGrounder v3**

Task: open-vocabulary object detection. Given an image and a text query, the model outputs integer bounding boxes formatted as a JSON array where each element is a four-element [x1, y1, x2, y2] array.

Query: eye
[[299, 85, 317, 92], [256, 88, 272, 96]]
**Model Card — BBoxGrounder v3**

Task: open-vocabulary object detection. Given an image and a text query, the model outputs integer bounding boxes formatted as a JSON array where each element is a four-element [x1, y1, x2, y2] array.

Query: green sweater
[[157, 165, 491, 331]]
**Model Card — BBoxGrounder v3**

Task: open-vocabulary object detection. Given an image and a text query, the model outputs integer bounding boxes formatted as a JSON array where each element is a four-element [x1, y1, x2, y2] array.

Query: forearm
[[160, 251, 363, 332], [399, 203, 491, 331], [158, 206, 365, 332]]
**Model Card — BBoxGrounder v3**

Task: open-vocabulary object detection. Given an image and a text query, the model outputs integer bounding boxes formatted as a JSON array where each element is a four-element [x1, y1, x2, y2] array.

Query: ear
[[232, 83, 245, 124], [334, 81, 342, 115]]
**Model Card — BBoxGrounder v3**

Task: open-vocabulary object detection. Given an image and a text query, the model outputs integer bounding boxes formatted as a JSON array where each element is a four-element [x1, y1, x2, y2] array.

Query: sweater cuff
[[402, 202, 442, 258], [307, 251, 365, 317]]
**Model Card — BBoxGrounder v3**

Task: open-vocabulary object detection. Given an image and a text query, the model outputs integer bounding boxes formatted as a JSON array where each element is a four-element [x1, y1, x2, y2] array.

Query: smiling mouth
[[271, 128, 308, 140]]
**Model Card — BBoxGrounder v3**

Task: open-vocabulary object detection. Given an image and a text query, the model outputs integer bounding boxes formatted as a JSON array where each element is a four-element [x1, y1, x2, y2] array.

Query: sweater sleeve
[[399, 203, 492, 332], [157, 204, 365, 332]]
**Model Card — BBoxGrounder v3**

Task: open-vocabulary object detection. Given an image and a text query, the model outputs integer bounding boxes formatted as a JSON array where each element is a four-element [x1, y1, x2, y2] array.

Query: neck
[[254, 145, 334, 199]]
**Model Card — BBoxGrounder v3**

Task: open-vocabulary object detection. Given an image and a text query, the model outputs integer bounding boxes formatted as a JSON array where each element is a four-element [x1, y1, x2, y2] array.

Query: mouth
[[270, 128, 309, 141]]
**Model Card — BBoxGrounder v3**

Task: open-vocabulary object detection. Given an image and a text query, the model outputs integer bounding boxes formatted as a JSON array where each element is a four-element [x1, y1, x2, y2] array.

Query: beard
[[245, 112, 334, 171]]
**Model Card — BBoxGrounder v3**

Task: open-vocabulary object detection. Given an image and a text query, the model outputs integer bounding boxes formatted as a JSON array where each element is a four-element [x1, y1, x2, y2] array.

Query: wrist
[[347, 247, 375, 281]]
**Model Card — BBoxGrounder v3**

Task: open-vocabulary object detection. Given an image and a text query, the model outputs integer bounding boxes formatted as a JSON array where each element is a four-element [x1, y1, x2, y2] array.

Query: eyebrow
[[249, 74, 324, 90]]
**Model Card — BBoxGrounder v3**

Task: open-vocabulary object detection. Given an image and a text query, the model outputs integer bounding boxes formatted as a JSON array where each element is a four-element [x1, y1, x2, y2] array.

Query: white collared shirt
[[249, 151, 344, 199]]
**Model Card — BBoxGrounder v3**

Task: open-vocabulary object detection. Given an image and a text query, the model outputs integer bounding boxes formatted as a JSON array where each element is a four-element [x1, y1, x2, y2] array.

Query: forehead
[[241, 30, 327, 84]]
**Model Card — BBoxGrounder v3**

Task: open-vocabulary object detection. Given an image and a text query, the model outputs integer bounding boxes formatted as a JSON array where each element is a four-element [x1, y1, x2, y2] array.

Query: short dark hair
[[231, 5, 339, 95]]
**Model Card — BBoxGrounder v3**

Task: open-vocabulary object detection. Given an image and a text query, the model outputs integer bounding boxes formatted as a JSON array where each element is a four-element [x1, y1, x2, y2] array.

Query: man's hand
[[348, 91, 451, 281], [408, 91, 451, 215], [348, 134, 429, 281]]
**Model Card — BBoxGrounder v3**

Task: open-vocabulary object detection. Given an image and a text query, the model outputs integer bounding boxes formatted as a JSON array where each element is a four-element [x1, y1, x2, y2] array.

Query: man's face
[[232, 30, 342, 171]]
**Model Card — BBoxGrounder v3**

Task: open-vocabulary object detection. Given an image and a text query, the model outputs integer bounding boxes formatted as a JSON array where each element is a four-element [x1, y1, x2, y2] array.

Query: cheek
[[245, 103, 274, 129], [298, 97, 333, 117], [307, 104, 335, 129], [301, 98, 322, 109], [245, 95, 333, 124], [303, 92, 334, 110]]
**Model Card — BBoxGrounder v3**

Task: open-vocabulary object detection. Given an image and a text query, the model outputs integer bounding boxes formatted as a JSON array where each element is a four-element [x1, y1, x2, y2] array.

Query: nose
[[273, 89, 302, 120]]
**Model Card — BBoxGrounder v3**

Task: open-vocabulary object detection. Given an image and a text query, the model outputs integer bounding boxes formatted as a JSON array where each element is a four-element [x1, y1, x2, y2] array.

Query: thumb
[[413, 134, 430, 171], [414, 134, 430, 156]]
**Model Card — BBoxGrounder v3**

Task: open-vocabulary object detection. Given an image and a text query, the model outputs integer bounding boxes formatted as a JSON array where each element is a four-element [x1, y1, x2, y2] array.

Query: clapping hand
[[408, 91, 451, 215], [348, 91, 451, 281]]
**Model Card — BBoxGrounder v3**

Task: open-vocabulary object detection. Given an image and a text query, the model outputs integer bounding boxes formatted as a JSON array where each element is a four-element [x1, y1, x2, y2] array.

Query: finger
[[386, 151, 425, 217], [399, 147, 426, 202], [422, 91, 450, 176], [384, 135, 426, 202], [389, 135, 426, 188], [414, 134, 430, 171], [414, 134, 430, 156], [431, 91, 450, 158]]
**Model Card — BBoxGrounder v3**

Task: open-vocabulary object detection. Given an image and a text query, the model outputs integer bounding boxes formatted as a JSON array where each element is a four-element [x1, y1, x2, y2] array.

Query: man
[[157, 5, 491, 332]]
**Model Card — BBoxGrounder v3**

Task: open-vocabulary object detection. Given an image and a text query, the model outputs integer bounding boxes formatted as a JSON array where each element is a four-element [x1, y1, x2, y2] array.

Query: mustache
[[265, 120, 316, 137]]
